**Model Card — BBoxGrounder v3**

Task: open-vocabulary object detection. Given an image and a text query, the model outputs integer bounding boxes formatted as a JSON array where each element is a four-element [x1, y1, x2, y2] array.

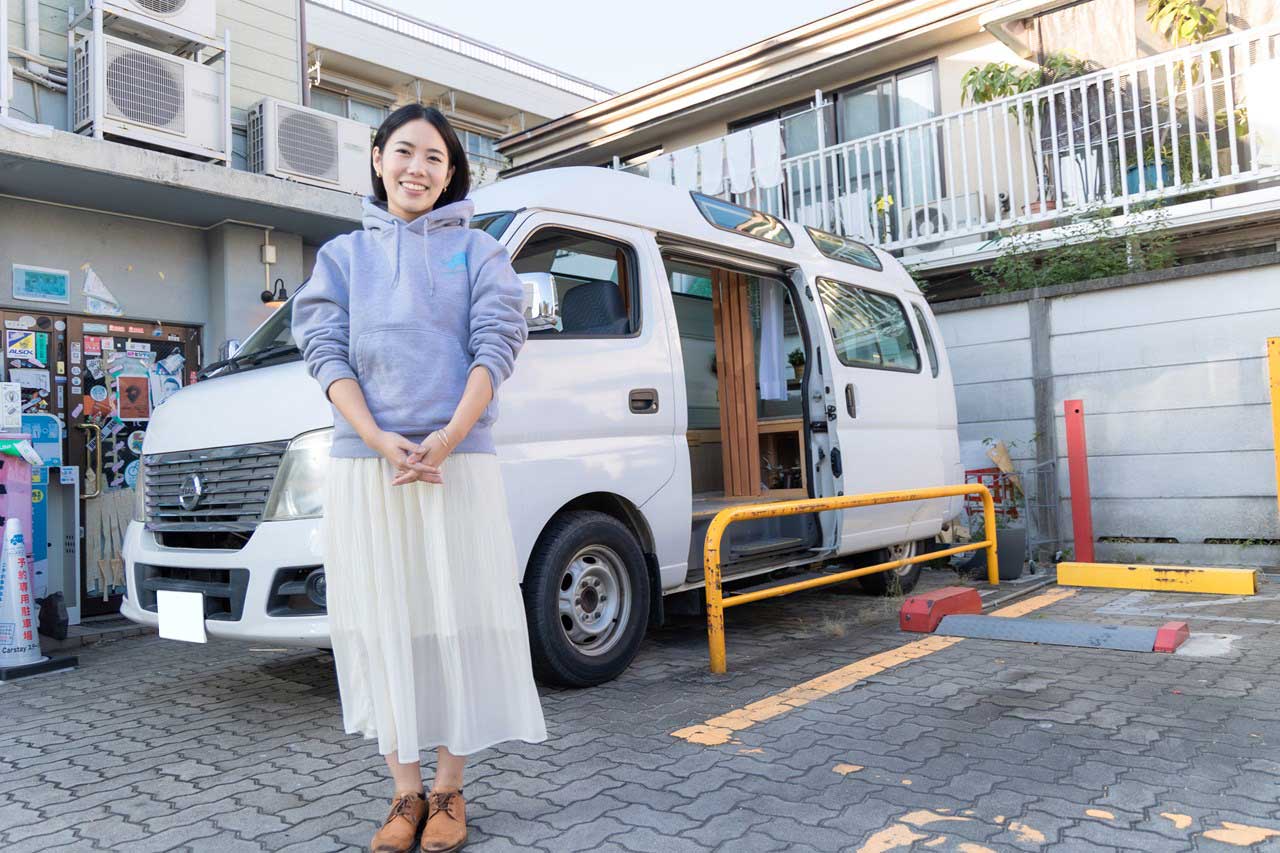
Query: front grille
[[144, 442, 288, 548], [135, 564, 250, 621]]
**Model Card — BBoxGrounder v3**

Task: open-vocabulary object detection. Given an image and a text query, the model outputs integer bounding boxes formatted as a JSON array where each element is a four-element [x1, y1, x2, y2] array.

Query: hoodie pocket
[[354, 328, 468, 433]]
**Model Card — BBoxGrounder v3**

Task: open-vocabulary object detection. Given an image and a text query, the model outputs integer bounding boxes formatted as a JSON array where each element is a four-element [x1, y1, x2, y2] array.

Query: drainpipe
[[24, 0, 45, 74], [1, 0, 8, 117], [298, 0, 309, 106]]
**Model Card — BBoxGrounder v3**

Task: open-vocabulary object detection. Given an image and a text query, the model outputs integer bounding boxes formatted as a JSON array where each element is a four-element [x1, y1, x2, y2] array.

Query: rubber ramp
[[935, 615, 1159, 652]]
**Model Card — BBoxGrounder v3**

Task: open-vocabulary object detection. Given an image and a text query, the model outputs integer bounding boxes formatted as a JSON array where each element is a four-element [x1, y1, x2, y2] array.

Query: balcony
[[308, 0, 614, 102], [651, 24, 1280, 270]]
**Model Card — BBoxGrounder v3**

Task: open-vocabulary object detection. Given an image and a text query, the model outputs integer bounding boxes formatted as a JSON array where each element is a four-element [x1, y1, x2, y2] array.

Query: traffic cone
[[0, 517, 76, 681]]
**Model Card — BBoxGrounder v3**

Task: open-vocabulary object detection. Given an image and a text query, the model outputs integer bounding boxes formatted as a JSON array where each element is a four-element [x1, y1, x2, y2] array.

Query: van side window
[[815, 277, 921, 373], [511, 228, 638, 337], [912, 304, 940, 378]]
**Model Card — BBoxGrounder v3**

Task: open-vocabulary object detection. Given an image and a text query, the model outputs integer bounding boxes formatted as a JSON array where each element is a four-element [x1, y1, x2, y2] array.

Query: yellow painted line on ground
[[1058, 562, 1257, 595], [990, 586, 1076, 617], [671, 589, 1074, 746]]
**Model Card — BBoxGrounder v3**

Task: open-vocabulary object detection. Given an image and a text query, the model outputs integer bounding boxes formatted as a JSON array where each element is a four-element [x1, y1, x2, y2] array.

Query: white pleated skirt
[[322, 453, 548, 762]]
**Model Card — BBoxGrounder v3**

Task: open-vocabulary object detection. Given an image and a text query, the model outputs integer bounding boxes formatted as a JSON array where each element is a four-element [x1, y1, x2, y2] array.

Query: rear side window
[[816, 277, 921, 372], [912, 304, 940, 378]]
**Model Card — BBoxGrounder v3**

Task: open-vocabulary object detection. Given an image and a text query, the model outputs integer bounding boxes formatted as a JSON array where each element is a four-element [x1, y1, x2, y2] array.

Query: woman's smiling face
[[373, 118, 456, 221]]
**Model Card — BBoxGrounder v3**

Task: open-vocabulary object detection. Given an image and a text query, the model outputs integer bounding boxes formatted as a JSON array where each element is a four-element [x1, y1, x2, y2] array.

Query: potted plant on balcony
[[961, 52, 1092, 215]]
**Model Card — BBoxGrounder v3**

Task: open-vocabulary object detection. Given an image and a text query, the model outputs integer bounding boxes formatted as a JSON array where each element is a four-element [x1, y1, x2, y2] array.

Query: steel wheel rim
[[888, 541, 918, 577], [557, 545, 631, 657]]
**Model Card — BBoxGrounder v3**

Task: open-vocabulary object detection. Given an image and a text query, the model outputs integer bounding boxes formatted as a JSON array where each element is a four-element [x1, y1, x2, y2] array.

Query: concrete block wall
[[934, 253, 1280, 568]]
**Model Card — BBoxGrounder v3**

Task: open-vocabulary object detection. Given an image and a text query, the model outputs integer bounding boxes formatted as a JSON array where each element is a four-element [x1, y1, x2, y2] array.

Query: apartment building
[[500, 0, 1280, 283], [0, 0, 609, 621]]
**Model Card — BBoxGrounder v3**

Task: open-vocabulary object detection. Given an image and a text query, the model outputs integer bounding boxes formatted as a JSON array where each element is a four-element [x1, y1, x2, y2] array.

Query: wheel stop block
[[900, 586, 983, 633], [1154, 621, 1191, 653]]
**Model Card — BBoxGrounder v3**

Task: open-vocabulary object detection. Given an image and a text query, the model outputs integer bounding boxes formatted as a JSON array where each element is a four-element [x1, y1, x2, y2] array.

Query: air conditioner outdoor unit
[[72, 34, 226, 161], [901, 192, 988, 255], [111, 0, 218, 43], [248, 98, 373, 195]]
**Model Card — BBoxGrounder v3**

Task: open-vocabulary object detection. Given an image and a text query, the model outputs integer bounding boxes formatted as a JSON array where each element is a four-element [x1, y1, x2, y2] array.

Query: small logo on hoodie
[[443, 252, 467, 272]]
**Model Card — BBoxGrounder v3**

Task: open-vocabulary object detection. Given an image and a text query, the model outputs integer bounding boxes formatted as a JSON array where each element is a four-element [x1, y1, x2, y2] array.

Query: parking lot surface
[[3, 571, 1279, 852]]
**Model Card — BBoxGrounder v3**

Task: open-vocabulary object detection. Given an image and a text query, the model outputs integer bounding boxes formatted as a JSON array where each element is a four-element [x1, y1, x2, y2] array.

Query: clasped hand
[[370, 430, 449, 486]]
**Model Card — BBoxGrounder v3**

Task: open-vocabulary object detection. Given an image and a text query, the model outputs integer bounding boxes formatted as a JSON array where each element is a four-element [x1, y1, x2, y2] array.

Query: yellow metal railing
[[703, 484, 998, 673]]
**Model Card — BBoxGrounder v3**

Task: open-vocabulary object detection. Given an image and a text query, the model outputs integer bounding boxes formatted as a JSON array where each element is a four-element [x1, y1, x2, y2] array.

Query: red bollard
[[1064, 399, 1095, 563]]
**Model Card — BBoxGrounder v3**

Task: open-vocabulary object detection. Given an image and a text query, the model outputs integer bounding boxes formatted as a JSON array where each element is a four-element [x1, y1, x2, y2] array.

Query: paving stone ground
[[3, 569, 1280, 852]]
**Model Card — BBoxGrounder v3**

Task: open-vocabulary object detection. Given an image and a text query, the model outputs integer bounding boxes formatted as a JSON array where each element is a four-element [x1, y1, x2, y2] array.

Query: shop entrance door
[[65, 318, 201, 617]]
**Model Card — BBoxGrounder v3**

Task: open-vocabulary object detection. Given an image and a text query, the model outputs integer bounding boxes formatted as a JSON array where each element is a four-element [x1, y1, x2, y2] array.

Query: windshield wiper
[[197, 343, 299, 380], [197, 356, 240, 380], [235, 343, 299, 367]]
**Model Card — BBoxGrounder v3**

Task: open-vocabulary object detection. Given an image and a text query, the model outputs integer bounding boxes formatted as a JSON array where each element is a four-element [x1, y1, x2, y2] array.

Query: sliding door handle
[[629, 388, 659, 414], [845, 384, 857, 418]]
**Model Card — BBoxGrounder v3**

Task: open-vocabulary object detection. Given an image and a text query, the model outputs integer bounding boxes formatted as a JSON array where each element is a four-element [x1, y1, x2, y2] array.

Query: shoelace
[[428, 790, 461, 819], [387, 793, 422, 823]]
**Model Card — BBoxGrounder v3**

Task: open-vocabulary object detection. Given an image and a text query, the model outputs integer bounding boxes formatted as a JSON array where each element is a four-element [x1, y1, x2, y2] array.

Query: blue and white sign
[[21, 413, 63, 468], [12, 264, 70, 305]]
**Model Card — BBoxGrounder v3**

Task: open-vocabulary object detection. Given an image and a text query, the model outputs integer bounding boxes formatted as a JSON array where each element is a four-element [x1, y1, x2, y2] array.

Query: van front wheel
[[522, 511, 650, 688]]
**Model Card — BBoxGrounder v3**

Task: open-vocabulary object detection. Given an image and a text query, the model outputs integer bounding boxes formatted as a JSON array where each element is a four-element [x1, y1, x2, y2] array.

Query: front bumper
[[121, 518, 331, 647]]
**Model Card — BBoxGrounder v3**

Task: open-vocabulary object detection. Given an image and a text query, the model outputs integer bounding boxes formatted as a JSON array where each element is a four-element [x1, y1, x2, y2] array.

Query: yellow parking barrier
[[1057, 561, 1257, 595], [703, 484, 998, 674]]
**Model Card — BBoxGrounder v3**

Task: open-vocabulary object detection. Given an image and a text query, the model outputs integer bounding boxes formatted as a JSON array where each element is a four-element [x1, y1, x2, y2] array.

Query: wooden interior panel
[[712, 269, 761, 497]]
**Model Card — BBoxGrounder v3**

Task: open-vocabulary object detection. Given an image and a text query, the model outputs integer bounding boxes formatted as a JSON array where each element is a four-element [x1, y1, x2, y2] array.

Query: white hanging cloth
[[672, 146, 700, 191], [752, 120, 784, 189], [725, 129, 754, 194], [697, 138, 725, 195], [648, 154, 673, 186], [758, 281, 788, 401], [839, 189, 875, 242]]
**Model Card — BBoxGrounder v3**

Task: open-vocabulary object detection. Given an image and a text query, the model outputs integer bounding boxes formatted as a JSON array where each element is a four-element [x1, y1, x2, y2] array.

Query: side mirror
[[519, 273, 560, 330]]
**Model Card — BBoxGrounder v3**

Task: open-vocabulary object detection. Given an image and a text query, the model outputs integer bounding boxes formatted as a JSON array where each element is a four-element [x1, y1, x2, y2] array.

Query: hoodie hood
[[359, 196, 475, 290], [361, 196, 474, 233]]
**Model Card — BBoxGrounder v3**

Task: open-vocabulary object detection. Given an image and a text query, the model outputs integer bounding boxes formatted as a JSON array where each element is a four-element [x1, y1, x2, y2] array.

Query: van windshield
[[201, 211, 516, 379]]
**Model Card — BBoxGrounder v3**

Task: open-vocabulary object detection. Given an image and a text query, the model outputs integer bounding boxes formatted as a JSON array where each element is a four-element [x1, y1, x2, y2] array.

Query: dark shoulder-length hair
[[370, 104, 470, 209]]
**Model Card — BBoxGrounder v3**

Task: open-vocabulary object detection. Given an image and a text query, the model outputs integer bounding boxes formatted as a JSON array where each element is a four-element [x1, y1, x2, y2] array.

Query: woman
[[293, 104, 546, 853]]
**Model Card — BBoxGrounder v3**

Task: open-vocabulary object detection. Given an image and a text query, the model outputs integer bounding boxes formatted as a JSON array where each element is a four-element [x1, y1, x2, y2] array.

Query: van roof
[[472, 167, 919, 296]]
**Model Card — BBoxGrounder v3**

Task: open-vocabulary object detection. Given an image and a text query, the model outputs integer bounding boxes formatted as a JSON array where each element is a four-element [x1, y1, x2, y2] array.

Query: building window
[[310, 87, 389, 127], [457, 129, 505, 168]]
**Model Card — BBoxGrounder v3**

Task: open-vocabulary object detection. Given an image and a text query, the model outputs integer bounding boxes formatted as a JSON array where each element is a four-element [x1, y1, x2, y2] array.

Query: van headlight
[[133, 460, 148, 523], [263, 429, 333, 521]]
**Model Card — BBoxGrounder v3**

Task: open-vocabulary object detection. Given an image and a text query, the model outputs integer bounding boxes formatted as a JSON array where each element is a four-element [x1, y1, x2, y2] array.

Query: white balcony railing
[[640, 24, 1280, 257], [779, 23, 1280, 253]]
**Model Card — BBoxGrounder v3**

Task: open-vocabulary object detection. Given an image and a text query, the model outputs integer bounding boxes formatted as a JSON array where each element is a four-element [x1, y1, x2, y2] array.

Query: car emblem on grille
[[179, 473, 205, 511]]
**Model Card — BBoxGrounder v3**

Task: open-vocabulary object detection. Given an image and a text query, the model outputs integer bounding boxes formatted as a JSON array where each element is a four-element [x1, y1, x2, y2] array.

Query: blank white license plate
[[156, 590, 208, 643]]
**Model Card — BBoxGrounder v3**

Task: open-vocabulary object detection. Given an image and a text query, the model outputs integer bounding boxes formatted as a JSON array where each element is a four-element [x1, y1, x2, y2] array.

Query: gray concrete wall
[[934, 253, 1280, 569], [0, 198, 304, 362]]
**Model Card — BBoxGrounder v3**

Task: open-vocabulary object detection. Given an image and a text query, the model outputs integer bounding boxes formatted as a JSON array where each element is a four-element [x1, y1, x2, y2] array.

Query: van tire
[[522, 511, 650, 688], [857, 539, 928, 596]]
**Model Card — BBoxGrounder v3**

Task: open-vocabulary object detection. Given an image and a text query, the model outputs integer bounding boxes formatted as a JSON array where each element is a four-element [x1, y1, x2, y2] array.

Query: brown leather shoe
[[420, 788, 467, 852], [370, 791, 426, 853]]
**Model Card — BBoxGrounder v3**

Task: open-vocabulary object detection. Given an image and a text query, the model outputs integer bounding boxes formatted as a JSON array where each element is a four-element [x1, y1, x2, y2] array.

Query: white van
[[122, 168, 962, 686]]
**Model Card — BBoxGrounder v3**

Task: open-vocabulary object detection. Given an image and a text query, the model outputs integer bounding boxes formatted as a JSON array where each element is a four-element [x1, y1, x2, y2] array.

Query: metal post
[[705, 512, 728, 675], [1269, 338, 1280, 525], [222, 28, 232, 167], [91, 0, 103, 140], [982, 485, 1000, 585], [1064, 399, 1095, 563]]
